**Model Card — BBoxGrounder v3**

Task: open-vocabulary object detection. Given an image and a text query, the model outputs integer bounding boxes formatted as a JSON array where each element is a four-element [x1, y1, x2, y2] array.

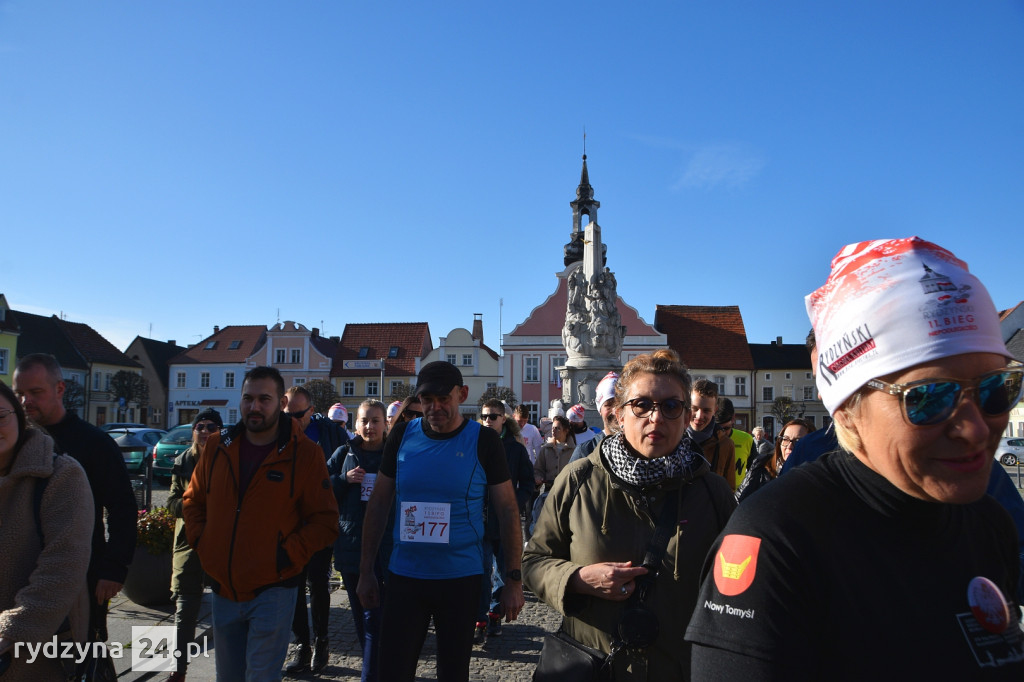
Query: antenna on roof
[[277, 308, 280, 324], [583, 126, 586, 159]]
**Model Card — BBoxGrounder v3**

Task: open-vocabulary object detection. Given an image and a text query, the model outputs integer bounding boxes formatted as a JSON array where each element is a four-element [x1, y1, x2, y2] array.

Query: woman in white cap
[[686, 237, 1024, 679]]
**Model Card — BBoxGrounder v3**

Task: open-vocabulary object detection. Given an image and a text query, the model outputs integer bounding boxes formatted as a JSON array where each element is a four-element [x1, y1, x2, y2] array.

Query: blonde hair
[[833, 391, 865, 454], [614, 349, 692, 408]]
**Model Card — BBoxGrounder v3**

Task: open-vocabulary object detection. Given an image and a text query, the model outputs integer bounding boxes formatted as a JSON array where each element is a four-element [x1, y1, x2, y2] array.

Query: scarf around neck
[[687, 417, 717, 444], [602, 431, 704, 488]]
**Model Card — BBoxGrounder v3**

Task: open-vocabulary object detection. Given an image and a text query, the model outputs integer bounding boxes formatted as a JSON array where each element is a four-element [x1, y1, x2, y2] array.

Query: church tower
[[564, 154, 607, 267]]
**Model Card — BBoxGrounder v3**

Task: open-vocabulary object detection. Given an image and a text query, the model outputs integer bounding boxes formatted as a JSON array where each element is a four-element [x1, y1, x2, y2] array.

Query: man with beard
[[13, 354, 137, 642], [356, 361, 524, 682], [183, 366, 338, 680]]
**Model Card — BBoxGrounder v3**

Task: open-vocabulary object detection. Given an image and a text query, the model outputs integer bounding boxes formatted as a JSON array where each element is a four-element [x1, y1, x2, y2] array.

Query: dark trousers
[[342, 571, 384, 682], [476, 536, 505, 622], [291, 545, 333, 644], [379, 572, 481, 682]]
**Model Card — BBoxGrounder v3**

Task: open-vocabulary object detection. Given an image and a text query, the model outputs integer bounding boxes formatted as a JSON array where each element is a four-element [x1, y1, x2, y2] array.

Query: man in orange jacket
[[183, 366, 338, 680]]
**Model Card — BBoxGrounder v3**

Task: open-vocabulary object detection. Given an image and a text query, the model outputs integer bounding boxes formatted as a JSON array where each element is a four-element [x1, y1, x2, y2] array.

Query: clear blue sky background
[[3, 1, 1022, 355]]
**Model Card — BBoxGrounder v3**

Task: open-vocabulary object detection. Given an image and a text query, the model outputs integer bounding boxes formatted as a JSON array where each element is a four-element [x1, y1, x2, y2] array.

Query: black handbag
[[533, 630, 612, 682]]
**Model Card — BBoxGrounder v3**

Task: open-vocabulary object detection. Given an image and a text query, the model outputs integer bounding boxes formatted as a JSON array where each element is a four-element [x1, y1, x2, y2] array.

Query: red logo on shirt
[[714, 534, 761, 596]]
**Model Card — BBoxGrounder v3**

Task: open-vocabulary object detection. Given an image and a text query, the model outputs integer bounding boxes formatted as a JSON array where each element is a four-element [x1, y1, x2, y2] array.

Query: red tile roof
[[331, 323, 432, 377], [57, 319, 141, 368], [170, 325, 267, 364], [654, 305, 754, 370]]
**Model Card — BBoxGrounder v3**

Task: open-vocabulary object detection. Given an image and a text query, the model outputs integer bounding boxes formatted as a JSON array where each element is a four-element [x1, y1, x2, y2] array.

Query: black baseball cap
[[415, 361, 464, 397]]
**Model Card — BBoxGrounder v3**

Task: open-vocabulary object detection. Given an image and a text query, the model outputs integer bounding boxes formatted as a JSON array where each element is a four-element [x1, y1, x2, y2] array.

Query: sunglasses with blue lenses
[[866, 364, 1024, 426]]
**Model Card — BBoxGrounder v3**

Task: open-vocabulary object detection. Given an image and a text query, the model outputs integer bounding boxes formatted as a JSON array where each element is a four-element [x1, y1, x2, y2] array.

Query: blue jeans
[[212, 586, 297, 682], [342, 571, 383, 682], [476, 538, 504, 622]]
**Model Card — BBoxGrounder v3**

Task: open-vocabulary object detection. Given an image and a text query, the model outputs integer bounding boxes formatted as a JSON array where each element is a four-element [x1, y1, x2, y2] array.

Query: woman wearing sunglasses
[[736, 418, 813, 503], [687, 238, 1024, 679], [524, 350, 737, 679]]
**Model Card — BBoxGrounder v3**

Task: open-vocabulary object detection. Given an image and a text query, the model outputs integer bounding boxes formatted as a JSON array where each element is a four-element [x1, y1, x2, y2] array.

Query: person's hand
[[346, 466, 366, 484], [95, 579, 122, 604], [499, 581, 525, 622], [356, 573, 379, 609], [571, 561, 648, 601]]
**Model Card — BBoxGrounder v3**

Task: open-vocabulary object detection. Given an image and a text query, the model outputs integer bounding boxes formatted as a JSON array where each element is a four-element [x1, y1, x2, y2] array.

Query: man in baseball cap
[[355, 360, 525, 680]]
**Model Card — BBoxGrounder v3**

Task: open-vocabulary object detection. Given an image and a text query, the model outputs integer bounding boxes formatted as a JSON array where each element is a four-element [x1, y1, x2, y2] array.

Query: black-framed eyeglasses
[[866, 363, 1024, 427], [0, 408, 14, 424], [285, 406, 311, 419], [481, 413, 503, 421], [403, 410, 423, 419], [779, 435, 801, 446], [622, 398, 688, 421], [194, 422, 219, 433]]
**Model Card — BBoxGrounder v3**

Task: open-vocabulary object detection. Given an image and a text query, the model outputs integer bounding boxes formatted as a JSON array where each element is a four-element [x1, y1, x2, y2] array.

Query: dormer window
[[228, 340, 242, 350], [388, 346, 399, 358], [358, 347, 370, 359], [204, 341, 217, 350]]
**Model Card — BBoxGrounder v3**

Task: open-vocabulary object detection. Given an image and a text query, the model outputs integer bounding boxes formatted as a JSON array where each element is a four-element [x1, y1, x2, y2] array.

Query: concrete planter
[[123, 547, 173, 606]]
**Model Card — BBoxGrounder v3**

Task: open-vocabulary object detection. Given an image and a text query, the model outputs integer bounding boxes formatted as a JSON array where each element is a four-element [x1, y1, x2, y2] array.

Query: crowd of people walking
[[1, 236, 1023, 680]]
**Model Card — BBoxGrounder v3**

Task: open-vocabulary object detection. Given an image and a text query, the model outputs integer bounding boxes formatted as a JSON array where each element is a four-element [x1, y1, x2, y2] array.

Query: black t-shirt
[[380, 418, 509, 485], [686, 451, 1024, 680]]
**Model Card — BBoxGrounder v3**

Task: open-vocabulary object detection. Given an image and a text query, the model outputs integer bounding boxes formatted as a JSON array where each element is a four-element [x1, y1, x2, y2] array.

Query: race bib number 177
[[399, 501, 451, 544]]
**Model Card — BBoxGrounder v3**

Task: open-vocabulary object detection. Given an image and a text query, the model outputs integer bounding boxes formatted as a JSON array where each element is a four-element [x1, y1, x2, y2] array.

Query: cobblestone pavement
[[108, 579, 560, 681]]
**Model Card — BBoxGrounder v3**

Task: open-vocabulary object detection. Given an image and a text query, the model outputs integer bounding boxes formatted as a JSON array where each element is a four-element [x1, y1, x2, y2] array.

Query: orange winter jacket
[[182, 416, 339, 602]]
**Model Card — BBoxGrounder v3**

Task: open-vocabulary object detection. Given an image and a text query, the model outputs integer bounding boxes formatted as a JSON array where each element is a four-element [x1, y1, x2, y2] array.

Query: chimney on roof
[[168, 340, 175, 346], [777, 336, 783, 345], [472, 313, 483, 343], [329, 336, 340, 343], [312, 327, 320, 338], [214, 326, 220, 334]]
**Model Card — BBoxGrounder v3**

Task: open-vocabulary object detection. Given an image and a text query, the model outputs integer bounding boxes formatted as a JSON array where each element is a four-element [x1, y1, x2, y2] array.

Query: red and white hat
[[387, 401, 402, 419], [327, 403, 348, 423], [595, 372, 619, 409], [568, 404, 586, 423], [805, 237, 1006, 413]]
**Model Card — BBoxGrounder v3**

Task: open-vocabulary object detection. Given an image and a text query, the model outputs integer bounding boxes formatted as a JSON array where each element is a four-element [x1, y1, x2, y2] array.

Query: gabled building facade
[[167, 325, 267, 427], [421, 314, 502, 417], [0, 295, 19, 387], [654, 305, 755, 432], [245, 321, 339, 388], [330, 323, 432, 428], [749, 337, 827, 438], [125, 336, 188, 429]]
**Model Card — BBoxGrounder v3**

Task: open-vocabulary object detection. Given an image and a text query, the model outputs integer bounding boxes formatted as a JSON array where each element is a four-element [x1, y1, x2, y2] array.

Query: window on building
[[201, 372, 210, 388], [524, 402, 540, 425], [151, 409, 162, 425], [93, 373, 101, 390], [294, 378, 305, 385], [461, 354, 473, 366], [225, 372, 234, 388], [550, 356, 566, 384], [805, 372, 812, 380], [228, 340, 242, 350], [358, 347, 370, 359], [176, 372, 186, 389], [803, 385, 815, 400], [785, 372, 792, 380], [390, 380, 403, 395], [104, 373, 111, 391], [764, 373, 771, 381], [486, 382, 497, 391], [388, 346, 400, 358], [762, 386, 774, 401], [446, 354, 457, 365], [204, 341, 217, 350], [735, 376, 746, 396], [524, 357, 540, 383], [291, 349, 301, 364], [275, 349, 285, 363], [783, 385, 793, 399], [804, 415, 816, 428], [366, 380, 378, 396], [342, 381, 355, 397], [0, 348, 7, 374], [713, 375, 726, 395], [229, 409, 238, 424]]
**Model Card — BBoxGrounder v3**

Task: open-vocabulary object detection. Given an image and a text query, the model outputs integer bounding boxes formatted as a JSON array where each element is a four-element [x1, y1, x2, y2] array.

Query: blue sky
[[2, 1, 1022, 355]]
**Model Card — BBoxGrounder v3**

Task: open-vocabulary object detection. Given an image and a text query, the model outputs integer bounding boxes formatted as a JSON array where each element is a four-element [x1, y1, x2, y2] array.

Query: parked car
[[152, 424, 194, 482], [995, 438, 1024, 467], [100, 422, 146, 432], [108, 428, 167, 473]]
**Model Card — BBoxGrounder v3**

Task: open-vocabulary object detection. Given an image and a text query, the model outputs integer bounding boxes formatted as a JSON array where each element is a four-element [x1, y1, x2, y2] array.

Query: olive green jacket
[[168, 444, 203, 596], [523, 442, 737, 680]]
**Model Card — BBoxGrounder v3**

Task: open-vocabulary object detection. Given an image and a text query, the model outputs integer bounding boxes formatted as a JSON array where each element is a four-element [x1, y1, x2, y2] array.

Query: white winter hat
[[595, 372, 619, 409], [568, 404, 586, 423], [387, 401, 402, 419], [805, 237, 1007, 413], [328, 403, 348, 423]]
